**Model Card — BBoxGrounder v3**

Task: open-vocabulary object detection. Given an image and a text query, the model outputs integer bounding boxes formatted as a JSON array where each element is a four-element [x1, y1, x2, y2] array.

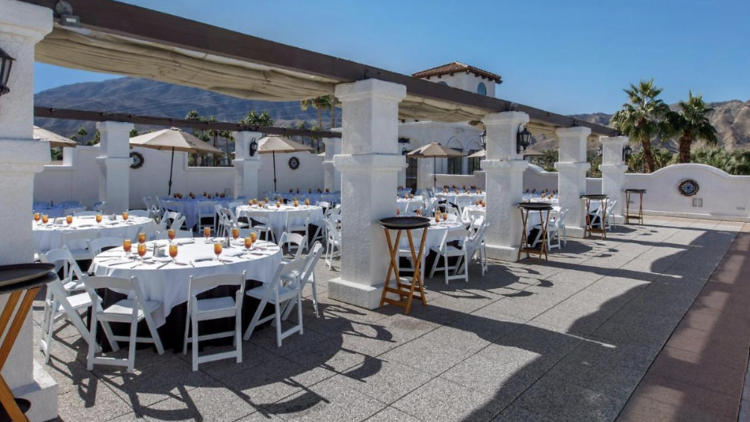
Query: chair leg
[[86, 316, 97, 371], [127, 317, 138, 373], [443, 255, 449, 285], [311, 279, 320, 318], [429, 252, 440, 278], [235, 310, 243, 364], [296, 290, 304, 335], [274, 303, 283, 348], [243, 301, 264, 341], [191, 314, 199, 372], [100, 320, 120, 352], [42, 303, 56, 364], [182, 306, 190, 355]]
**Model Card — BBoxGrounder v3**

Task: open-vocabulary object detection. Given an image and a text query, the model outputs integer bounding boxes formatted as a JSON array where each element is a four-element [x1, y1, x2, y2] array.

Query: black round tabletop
[[625, 189, 647, 193], [0, 263, 56, 294], [518, 202, 553, 211], [380, 216, 431, 230], [581, 194, 608, 200]]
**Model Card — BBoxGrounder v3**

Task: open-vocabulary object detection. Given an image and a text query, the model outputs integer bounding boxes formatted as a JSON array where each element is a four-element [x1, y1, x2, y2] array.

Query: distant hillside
[[34, 77, 338, 142], [34, 77, 749, 151]]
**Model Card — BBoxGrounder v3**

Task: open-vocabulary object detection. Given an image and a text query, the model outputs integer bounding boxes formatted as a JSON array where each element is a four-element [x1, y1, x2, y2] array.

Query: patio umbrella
[[467, 149, 485, 159], [130, 127, 223, 195], [33, 126, 77, 148], [407, 142, 465, 188], [257, 136, 314, 192]]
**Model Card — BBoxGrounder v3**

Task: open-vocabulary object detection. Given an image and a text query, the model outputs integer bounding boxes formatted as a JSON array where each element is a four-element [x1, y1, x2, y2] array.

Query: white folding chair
[[605, 200, 618, 229], [88, 236, 124, 257], [227, 207, 249, 230], [243, 259, 307, 346], [40, 247, 88, 294], [183, 272, 245, 372], [466, 222, 489, 276], [61, 229, 100, 261], [143, 197, 159, 220], [84, 275, 164, 373], [282, 242, 324, 319], [277, 232, 307, 263], [39, 275, 93, 364], [536, 208, 568, 250], [197, 201, 217, 234], [215, 206, 233, 237], [324, 218, 341, 270], [285, 209, 310, 242], [428, 228, 470, 284], [396, 227, 427, 283], [245, 210, 275, 243]]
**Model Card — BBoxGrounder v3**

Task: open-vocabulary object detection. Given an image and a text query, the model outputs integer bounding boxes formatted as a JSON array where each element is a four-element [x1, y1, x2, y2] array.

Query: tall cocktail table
[[379, 217, 430, 315]]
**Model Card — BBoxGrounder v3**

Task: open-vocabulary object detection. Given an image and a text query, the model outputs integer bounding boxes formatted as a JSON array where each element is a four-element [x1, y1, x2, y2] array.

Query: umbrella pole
[[272, 151, 278, 192], [433, 156, 437, 189], [168, 147, 175, 195]]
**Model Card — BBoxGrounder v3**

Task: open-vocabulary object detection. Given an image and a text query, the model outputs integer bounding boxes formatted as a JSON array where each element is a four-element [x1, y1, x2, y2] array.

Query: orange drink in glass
[[250, 231, 258, 244], [42, 214, 49, 224], [203, 227, 211, 243], [244, 236, 252, 251], [434, 213, 440, 223], [123, 239, 132, 255], [232, 227, 240, 240], [304, 198, 310, 206], [95, 213, 102, 224], [442, 212, 448, 221], [276, 202, 281, 209], [213, 242, 223, 260], [122, 211, 129, 221], [66, 215, 73, 225], [33, 213, 40, 225], [137, 232, 147, 244], [169, 244, 178, 263], [137, 243, 147, 261], [167, 229, 175, 242]]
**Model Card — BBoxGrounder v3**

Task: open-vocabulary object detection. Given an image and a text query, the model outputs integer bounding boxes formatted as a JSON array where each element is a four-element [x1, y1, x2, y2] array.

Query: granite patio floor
[[34, 216, 749, 422]]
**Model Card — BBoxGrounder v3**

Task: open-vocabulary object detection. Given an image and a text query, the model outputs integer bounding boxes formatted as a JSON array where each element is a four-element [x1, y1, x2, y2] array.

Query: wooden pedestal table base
[[581, 194, 609, 240], [517, 202, 553, 262], [0, 264, 57, 422], [625, 189, 646, 225], [379, 217, 431, 315]]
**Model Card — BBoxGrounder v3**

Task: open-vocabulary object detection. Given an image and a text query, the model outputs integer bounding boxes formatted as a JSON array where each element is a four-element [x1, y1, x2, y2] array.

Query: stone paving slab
[[37, 217, 748, 422]]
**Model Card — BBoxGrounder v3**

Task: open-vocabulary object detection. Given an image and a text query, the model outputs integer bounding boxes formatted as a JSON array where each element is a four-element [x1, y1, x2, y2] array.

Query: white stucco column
[[416, 157, 435, 191], [232, 131, 262, 199], [96, 121, 133, 213], [555, 127, 592, 238], [322, 136, 341, 192], [0, 1, 58, 421], [481, 112, 529, 261], [600, 136, 629, 223], [329, 79, 407, 309]]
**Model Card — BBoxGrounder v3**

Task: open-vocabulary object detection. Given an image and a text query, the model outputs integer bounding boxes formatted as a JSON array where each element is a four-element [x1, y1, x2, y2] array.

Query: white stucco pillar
[[416, 157, 435, 191], [555, 127, 592, 238], [600, 136, 629, 223], [329, 79, 407, 309], [96, 121, 133, 213], [481, 112, 529, 261], [322, 137, 341, 192], [0, 1, 58, 421], [232, 131, 262, 199]]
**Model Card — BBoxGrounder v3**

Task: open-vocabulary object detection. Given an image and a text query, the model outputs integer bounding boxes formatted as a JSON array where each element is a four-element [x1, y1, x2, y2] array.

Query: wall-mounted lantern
[[0, 47, 15, 98], [516, 125, 532, 154]]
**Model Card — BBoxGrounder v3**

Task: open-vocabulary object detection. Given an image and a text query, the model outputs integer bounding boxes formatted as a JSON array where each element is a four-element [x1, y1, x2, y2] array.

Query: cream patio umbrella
[[33, 126, 78, 148], [407, 142, 465, 189], [467, 149, 485, 159], [130, 127, 223, 195], [257, 136, 315, 192]]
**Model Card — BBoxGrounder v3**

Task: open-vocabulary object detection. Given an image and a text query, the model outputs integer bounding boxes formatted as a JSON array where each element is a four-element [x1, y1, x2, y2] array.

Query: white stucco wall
[[398, 121, 483, 178], [34, 145, 324, 208], [421, 72, 496, 98]]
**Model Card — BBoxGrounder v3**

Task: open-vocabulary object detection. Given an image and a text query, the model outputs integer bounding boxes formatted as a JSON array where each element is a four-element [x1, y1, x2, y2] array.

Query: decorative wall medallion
[[678, 179, 699, 197], [130, 151, 144, 169], [288, 156, 300, 170]]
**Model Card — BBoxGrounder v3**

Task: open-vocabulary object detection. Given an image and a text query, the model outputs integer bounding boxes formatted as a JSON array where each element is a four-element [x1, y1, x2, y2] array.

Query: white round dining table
[[33, 215, 156, 253], [435, 192, 486, 208], [236, 204, 325, 240], [397, 197, 423, 213], [90, 238, 282, 327], [398, 217, 465, 252]]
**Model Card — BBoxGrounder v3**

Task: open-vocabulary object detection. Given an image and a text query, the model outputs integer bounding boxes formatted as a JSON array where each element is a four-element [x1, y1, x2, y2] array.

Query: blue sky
[[34, 0, 750, 114]]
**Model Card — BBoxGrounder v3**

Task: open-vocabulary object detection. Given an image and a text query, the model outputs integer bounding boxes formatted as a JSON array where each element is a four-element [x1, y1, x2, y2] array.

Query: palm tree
[[71, 127, 88, 142], [206, 116, 235, 166], [611, 79, 670, 173], [300, 96, 333, 130], [241, 110, 274, 128], [129, 129, 139, 138], [666, 92, 718, 163], [185, 110, 210, 166]]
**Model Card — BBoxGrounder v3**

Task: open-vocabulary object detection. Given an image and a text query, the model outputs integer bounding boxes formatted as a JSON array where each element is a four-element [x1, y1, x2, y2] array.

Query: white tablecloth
[[396, 218, 464, 253], [397, 197, 423, 213], [236, 204, 325, 240], [90, 238, 282, 326], [272, 192, 341, 204], [33, 204, 84, 218], [33, 216, 155, 253], [161, 198, 231, 230], [435, 193, 485, 208]]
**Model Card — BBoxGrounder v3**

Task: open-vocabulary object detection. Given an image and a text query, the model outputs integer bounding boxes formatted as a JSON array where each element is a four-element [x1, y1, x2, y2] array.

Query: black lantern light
[[0, 47, 15, 97], [622, 145, 632, 162], [402, 147, 408, 156], [480, 129, 487, 149], [516, 125, 532, 154], [248, 138, 258, 157]]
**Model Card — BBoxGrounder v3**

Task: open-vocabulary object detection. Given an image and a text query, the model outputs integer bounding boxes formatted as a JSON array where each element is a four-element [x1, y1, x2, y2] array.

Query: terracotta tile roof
[[412, 62, 502, 84]]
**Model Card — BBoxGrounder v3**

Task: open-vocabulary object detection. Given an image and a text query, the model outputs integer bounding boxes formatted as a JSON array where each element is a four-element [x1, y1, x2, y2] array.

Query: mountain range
[[34, 77, 749, 150]]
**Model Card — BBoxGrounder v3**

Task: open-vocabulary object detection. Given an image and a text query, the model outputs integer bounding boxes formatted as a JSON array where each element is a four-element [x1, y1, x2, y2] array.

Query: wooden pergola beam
[[34, 107, 342, 138], [21, 0, 618, 136]]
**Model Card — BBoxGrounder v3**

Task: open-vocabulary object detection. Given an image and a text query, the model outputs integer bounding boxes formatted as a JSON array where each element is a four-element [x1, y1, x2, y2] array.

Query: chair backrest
[[42, 247, 86, 282], [558, 209, 569, 226], [170, 215, 186, 231], [199, 201, 217, 217], [227, 201, 241, 210], [75, 211, 99, 217], [84, 275, 149, 314], [438, 228, 470, 253], [143, 196, 154, 210], [467, 222, 488, 251], [189, 271, 246, 294], [278, 232, 307, 261], [61, 229, 100, 249], [268, 258, 308, 292], [299, 242, 324, 285], [324, 219, 341, 243], [88, 236, 124, 256], [285, 209, 310, 225]]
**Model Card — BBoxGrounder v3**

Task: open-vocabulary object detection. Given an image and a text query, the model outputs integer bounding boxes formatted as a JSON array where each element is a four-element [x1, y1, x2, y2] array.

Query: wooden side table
[[0, 264, 57, 422], [581, 194, 609, 239], [379, 217, 430, 315], [625, 189, 646, 225], [517, 203, 553, 262]]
